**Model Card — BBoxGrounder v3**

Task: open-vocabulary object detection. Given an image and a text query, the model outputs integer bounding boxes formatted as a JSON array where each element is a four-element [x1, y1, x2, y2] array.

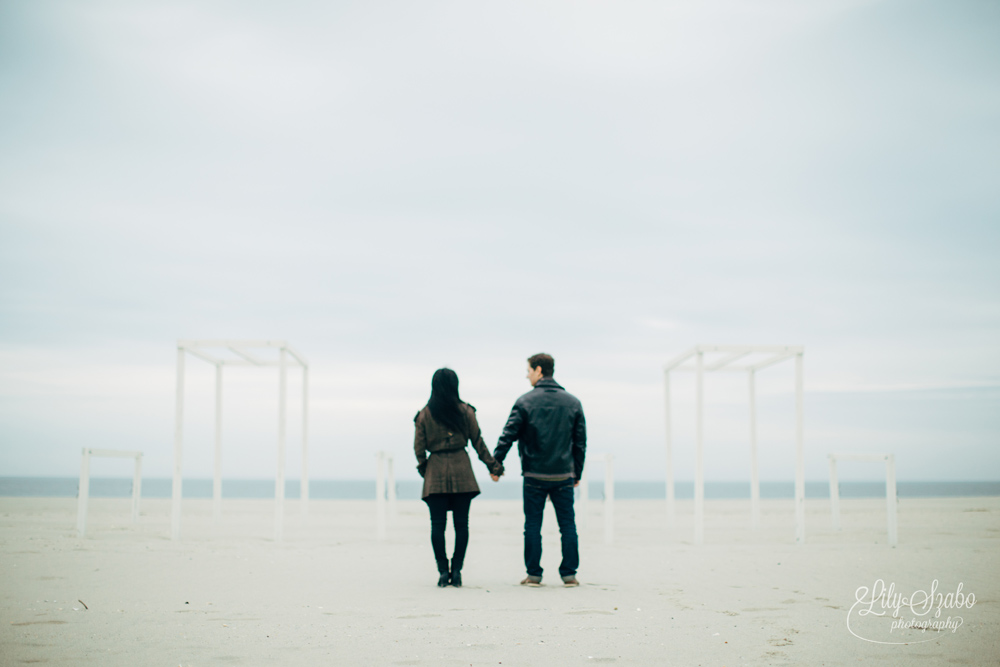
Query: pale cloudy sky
[[1, 0, 998, 483]]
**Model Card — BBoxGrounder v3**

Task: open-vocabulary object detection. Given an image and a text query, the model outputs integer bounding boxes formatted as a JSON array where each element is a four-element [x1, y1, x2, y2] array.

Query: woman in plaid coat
[[414, 368, 503, 587]]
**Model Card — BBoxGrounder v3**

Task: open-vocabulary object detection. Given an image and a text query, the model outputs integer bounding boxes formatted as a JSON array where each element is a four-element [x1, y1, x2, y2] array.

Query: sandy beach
[[1, 495, 997, 666]]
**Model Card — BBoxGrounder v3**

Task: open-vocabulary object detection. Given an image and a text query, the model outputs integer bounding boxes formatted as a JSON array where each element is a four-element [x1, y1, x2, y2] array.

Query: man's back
[[495, 377, 586, 480]]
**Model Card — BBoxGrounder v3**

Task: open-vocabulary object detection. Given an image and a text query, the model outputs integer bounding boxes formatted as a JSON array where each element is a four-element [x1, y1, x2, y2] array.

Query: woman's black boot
[[450, 559, 462, 587], [437, 560, 451, 587]]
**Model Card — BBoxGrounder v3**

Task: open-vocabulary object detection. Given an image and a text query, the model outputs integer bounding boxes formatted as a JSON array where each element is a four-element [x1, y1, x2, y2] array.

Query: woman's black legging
[[424, 492, 475, 572]]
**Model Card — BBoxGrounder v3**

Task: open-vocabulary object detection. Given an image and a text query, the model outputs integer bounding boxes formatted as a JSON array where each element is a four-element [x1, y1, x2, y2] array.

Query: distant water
[[1, 478, 998, 500]]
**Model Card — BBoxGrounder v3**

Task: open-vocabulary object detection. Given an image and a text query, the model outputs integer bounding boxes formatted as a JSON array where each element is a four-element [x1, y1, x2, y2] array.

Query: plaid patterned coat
[[414, 403, 504, 499]]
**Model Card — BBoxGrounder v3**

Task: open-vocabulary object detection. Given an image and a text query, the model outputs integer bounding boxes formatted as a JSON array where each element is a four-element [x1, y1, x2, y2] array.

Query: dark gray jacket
[[493, 377, 586, 479]]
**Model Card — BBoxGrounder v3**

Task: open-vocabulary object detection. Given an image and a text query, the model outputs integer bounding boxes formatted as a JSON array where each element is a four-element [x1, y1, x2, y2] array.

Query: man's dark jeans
[[523, 477, 579, 579]]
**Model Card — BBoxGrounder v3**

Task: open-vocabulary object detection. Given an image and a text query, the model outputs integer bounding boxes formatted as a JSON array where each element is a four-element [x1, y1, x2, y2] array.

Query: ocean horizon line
[[2, 477, 998, 501]]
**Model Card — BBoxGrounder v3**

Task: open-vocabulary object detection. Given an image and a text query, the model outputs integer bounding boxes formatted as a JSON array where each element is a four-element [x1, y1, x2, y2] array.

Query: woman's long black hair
[[427, 368, 468, 435]]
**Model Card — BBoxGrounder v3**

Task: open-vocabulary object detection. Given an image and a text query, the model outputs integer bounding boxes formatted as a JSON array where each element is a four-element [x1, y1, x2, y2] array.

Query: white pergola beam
[[829, 453, 890, 463], [667, 346, 803, 373], [228, 346, 266, 364], [697, 344, 803, 355], [284, 346, 309, 367], [87, 448, 143, 458], [663, 347, 698, 372], [183, 348, 222, 366], [751, 352, 797, 372], [179, 339, 290, 349], [217, 360, 307, 368], [706, 350, 751, 371]]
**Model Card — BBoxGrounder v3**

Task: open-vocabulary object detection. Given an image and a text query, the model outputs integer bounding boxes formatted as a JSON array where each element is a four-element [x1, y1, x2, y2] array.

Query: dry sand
[[1, 494, 998, 666]]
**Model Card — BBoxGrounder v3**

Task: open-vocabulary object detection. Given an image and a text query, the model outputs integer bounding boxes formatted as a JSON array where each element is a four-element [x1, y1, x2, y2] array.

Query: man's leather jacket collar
[[533, 377, 564, 391]]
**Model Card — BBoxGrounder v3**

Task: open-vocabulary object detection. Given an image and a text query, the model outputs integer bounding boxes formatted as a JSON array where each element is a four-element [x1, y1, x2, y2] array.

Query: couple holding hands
[[414, 353, 587, 588]]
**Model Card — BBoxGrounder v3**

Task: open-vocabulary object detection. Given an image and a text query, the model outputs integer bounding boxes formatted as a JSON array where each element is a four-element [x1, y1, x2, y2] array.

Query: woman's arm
[[414, 410, 429, 477], [466, 406, 503, 477]]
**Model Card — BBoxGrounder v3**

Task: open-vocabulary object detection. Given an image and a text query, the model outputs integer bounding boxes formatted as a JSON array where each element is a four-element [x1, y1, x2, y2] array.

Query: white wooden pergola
[[664, 345, 804, 545], [172, 339, 309, 542]]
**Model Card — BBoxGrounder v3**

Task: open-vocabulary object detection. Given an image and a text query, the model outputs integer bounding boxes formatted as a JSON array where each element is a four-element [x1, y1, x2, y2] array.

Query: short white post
[[829, 456, 840, 530], [694, 351, 705, 545], [131, 454, 142, 523], [604, 453, 615, 544], [827, 453, 898, 546], [794, 353, 805, 546], [376, 452, 386, 540], [78, 449, 143, 537], [748, 369, 760, 530], [886, 455, 898, 547], [301, 365, 310, 515], [578, 466, 589, 531], [76, 448, 91, 537], [664, 370, 674, 529], [213, 364, 223, 523], [171, 347, 185, 541], [275, 348, 287, 542], [386, 455, 397, 518]]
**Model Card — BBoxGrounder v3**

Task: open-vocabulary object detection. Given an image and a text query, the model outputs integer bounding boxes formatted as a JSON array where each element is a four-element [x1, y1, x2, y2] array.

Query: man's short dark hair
[[527, 353, 554, 377]]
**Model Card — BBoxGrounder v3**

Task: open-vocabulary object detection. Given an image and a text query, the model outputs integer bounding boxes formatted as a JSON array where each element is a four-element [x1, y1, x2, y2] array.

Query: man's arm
[[492, 403, 524, 466], [572, 407, 586, 483]]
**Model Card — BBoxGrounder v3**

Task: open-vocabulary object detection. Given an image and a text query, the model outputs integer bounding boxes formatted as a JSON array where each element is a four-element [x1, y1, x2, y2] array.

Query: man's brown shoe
[[562, 577, 580, 587], [520, 577, 542, 587]]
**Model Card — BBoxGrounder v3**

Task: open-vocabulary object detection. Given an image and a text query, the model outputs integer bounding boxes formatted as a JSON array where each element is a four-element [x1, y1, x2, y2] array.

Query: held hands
[[490, 473, 502, 482]]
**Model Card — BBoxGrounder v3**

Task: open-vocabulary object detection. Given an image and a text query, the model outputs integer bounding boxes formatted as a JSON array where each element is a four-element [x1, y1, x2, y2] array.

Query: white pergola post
[[749, 369, 760, 530], [829, 456, 841, 530], [603, 453, 615, 545], [886, 454, 898, 547], [171, 340, 310, 541], [275, 347, 287, 542], [386, 455, 397, 518], [663, 344, 805, 546], [827, 453, 898, 547], [694, 351, 704, 545], [580, 454, 614, 542], [77, 448, 143, 538], [376, 451, 386, 540], [171, 347, 185, 541], [76, 448, 90, 537], [663, 370, 674, 529], [131, 452, 142, 523], [301, 366, 309, 515], [213, 364, 223, 523], [794, 353, 805, 546]]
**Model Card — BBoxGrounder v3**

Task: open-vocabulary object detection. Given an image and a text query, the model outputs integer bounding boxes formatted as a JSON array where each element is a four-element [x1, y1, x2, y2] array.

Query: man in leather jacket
[[492, 353, 587, 587]]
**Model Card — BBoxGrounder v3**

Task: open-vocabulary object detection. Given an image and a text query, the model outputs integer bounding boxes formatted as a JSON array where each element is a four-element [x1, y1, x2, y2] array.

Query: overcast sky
[[1, 0, 998, 483]]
